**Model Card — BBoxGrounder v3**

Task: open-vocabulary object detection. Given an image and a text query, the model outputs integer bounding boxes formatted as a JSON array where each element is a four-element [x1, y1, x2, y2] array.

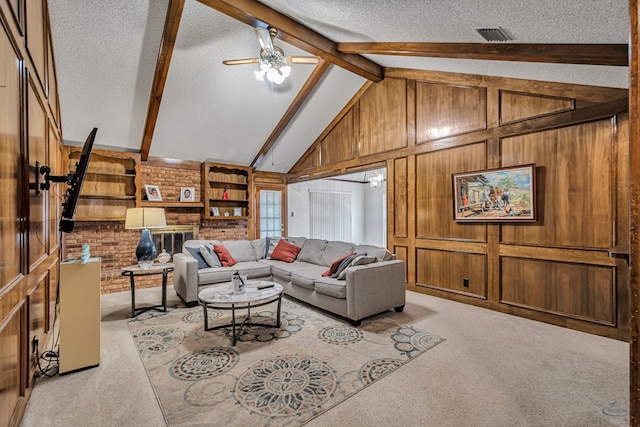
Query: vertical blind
[[309, 190, 352, 241]]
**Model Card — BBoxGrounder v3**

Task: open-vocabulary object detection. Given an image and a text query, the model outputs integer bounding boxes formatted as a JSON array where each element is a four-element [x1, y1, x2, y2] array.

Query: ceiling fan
[[223, 26, 319, 84]]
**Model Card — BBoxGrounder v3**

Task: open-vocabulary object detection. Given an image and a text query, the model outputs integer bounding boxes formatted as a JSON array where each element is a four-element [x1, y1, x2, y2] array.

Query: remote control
[[257, 283, 275, 290]]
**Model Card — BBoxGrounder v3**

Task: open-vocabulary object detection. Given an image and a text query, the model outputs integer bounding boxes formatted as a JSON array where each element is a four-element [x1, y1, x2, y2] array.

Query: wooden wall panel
[[500, 91, 574, 124], [501, 120, 613, 248], [501, 257, 615, 325], [394, 246, 408, 281], [321, 109, 354, 165], [0, 306, 23, 427], [392, 157, 408, 237], [359, 77, 407, 156], [417, 248, 486, 298], [416, 81, 486, 142], [27, 274, 47, 357], [25, 0, 44, 88], [46, 33, 58, 125], [28, 79, 47, 270], [0, 28, 23, 289], [297, 146, 319, 171], [416, 143, 487, 241], [47, 123, 60, 253]]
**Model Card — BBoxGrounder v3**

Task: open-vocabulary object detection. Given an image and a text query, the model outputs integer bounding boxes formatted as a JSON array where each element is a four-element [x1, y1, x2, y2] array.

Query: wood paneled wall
[[290, 70, 629, 341], [1, 0, 63, 425]]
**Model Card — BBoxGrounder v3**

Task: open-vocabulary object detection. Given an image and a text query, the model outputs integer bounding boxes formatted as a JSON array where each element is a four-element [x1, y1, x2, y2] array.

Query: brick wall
[[63, 161, 249, 294]]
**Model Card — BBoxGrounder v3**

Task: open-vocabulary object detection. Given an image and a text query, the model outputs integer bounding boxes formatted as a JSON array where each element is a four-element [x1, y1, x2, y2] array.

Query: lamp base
[[136, 229, 157, 269]]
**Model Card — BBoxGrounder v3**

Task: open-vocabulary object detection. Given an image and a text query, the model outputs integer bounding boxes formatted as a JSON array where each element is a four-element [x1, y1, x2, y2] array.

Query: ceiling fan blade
[[254, 27, 274, 50], [286, 56, 320, 64], [222, 58, 260, 65]]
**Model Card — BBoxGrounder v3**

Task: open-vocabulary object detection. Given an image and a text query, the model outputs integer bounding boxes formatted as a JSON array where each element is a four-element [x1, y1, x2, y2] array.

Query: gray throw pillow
[[374, 249, 393, 262], [331, 253, 360, 278], [200, 245, 221, 267], [185, 246, 208, 269], [265, 236, 282, 258], [337, 255, 376, 280]]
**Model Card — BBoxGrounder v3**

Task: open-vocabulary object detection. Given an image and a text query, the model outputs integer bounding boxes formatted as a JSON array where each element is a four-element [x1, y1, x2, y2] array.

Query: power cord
[[33, 337, 59, 377], [33, 276, 62, 378]]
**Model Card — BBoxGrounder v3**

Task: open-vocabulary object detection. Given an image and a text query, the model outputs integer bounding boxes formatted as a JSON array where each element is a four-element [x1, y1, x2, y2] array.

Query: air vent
[[476, 27, 515, 42]]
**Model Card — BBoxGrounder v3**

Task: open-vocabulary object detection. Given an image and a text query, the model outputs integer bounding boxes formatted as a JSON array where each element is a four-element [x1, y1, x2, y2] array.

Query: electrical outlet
[[463, 278, 469, 287]]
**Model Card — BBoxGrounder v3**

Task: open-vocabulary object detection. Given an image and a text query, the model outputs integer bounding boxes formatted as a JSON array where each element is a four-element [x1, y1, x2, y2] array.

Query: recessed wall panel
[[416, 248, 486, 298], [501, 257, 615, 325], [416, 143, 486, 241]]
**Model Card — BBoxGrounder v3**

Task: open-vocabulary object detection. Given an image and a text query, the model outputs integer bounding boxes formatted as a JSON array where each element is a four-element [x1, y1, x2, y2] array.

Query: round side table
[[121, 263, 174, 317]]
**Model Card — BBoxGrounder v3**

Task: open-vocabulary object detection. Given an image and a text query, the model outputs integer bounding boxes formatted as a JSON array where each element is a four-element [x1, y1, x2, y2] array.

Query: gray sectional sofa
[[172, 237, 406, 325]]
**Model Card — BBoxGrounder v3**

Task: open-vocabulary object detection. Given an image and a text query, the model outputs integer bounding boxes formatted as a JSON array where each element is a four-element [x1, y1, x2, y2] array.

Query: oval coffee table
[[198, 281, 283, 346]]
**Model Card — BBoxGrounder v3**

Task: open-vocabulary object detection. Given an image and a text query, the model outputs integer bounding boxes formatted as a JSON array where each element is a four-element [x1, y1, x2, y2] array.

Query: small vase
[[157, 249, 171, 264]]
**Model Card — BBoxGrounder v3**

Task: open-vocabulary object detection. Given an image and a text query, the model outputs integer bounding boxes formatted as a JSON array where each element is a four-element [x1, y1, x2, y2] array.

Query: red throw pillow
[[213, 244, 237, 267], [322, 252, 356, 277], [270, 239, 301, 263]]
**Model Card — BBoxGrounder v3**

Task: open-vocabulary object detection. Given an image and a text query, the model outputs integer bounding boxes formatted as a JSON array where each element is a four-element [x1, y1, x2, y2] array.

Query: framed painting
[[452, 164, 536, 222], [144, 184, 162, 201]]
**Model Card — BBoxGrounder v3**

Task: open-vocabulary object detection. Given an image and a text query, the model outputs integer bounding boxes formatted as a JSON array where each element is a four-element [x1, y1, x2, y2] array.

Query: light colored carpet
[[22, 286, 629, 427], [127, 297, 443, 426]]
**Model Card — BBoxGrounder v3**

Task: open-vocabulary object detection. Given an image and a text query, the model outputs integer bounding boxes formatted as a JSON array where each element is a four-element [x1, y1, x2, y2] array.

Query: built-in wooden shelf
[[140, 201, 205, 208], [202, 162, 252, 220], [80, 194, 137, 200]]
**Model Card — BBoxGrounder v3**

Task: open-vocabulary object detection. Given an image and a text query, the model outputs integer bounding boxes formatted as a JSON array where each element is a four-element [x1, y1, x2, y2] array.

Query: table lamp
[[125, 207, 167, 268]]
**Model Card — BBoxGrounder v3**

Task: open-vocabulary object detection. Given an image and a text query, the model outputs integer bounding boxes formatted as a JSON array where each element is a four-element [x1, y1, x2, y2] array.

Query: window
[[259, 189, 283, 238]]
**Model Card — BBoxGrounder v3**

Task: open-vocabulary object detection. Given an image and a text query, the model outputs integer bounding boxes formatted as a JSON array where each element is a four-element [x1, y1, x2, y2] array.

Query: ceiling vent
[[476, 27, 515, 42]]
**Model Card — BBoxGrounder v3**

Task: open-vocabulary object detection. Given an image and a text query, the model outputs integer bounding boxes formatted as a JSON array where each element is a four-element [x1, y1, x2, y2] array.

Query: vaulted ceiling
[[48, 0, 630, 174]]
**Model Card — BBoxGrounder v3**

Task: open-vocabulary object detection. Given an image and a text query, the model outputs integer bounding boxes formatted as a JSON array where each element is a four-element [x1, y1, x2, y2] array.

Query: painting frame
[[144, 184, 163, 201], [180, 187, 195, 202], [452, 164, 536, 222]]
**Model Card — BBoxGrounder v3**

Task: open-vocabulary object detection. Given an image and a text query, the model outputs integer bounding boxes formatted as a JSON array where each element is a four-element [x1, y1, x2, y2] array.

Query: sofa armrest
[[173, 253, 200, 305], [345, 260, 406, 321]]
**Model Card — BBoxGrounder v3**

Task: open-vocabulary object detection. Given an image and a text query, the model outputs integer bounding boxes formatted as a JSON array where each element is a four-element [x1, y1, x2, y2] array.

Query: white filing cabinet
[[59, 257, 101, 374]]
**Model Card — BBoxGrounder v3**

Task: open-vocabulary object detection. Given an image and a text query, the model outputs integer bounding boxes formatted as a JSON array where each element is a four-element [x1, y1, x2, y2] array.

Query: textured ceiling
[[48, 0, 630, 173]]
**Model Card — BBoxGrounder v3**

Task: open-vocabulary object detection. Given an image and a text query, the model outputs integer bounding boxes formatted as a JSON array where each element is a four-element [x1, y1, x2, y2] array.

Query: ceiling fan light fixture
[[255, 47, 291, 84]]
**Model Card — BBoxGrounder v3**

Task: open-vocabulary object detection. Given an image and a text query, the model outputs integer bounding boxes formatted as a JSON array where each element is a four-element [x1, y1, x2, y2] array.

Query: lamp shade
[[125, 208, 166, 230]]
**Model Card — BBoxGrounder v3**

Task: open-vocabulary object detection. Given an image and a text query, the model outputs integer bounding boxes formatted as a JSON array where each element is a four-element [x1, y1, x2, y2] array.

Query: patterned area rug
[[127, 298, 445, 426]]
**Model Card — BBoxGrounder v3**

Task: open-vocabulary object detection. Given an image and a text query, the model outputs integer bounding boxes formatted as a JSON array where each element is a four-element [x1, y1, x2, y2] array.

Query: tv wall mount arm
[[39, 163, 71, 192]]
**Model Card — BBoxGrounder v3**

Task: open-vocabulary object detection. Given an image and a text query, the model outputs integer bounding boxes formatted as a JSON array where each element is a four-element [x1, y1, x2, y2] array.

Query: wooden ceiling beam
[[337, 42, 629, 66], [197, 0, 383, 82], [251, 60, 331, 168], [140, 0, 185, 161]]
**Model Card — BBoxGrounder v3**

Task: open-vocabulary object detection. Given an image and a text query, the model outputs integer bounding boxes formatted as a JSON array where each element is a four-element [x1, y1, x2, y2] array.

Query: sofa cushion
[[320, 241, 356, 266], [298, 239, 328, 264], [213, 244, 237, 267], [200, 245, 221, 267], [285, 236, 307, 248], [270, 240, 302, 263], [314, 277, 347, 299], [265, 236, 283, 258], [337, 255, 377, 280], [198, 266, 238, 285], [185, 246, 209, 269], [235, 261, 272, 279], [291, 264, 328, 290], [222, 240, 257, 262], [250, 238, 266, 260], [322, 252, 355, 277], [264, 259, 314, 281]]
